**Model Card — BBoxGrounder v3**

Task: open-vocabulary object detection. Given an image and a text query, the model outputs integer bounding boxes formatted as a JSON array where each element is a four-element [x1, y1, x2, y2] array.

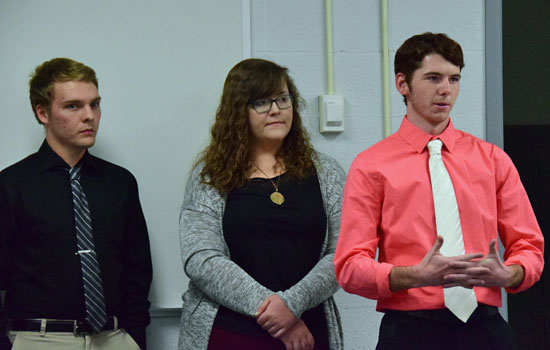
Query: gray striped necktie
[[428, 139, 477, 323], [69, 164, 107, 332]]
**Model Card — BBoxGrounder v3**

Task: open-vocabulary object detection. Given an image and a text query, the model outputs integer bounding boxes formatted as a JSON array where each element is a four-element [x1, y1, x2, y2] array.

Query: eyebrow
[[62, 97, 102, 104], [423, 71, 461, 77], [257, 91, 289, 100]]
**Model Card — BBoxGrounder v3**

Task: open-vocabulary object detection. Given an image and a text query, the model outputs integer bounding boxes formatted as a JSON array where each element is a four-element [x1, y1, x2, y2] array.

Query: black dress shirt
[[0, 141, 152, 349]]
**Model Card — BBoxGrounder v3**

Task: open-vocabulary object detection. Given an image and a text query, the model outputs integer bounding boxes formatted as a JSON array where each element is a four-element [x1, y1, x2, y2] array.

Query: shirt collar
[[36, 140, 99, 173], [397, 116, 457, 153]]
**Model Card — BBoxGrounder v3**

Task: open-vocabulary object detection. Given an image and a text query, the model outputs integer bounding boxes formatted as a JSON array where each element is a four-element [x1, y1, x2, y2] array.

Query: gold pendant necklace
[[254, 164, 285, 205]]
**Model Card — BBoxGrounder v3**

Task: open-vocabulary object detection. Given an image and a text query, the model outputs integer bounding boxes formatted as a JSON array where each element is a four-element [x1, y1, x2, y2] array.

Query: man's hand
[[256, 294, 298, 338], [279, 319, 314, 350], [390, 236, 488, 291], [447, 239, 523, 288]]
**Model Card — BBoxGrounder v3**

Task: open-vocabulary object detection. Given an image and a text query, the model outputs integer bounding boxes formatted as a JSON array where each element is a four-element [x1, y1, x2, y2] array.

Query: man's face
[[396, 54, 461, 133], [37, 81, 101, 159]]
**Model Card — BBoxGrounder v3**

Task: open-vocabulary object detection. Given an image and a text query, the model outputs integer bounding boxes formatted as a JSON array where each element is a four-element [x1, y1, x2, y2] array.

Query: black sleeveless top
[[213, 171, 329, 348]]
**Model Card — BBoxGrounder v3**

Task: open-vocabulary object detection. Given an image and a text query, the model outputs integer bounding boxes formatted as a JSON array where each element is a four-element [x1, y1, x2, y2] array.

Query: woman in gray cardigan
[[178, 59, 345, 350]]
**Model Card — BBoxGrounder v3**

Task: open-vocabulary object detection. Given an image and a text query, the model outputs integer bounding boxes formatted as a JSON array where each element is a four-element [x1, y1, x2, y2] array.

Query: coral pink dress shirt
[[334, 117, 544, 312]]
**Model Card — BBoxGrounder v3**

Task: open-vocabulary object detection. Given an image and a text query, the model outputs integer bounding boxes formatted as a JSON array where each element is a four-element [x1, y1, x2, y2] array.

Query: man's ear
[[395, 73, 409, 97], [36, 105, 49, 125]]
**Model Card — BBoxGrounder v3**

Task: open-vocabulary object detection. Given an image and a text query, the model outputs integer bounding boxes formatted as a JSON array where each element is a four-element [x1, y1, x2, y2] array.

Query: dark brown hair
[[196, 58, 316, 193], [395, 32, 464, 104]]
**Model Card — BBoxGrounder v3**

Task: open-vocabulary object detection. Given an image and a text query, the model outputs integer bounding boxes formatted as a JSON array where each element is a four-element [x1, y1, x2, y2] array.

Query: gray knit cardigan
[[177, 153, 345, 350]]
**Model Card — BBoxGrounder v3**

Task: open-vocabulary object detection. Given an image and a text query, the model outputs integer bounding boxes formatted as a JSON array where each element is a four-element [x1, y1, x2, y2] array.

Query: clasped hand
[[256, 294, 314, 350], [417, 236, 518, 289]]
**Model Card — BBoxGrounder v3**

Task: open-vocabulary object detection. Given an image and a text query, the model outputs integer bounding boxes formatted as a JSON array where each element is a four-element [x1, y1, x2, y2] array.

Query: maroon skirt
[[208, 325, 287, 350]]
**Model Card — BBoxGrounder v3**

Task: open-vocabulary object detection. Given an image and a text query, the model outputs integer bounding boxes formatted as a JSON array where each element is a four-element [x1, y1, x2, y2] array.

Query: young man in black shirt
[[0, 58, 153, 349]]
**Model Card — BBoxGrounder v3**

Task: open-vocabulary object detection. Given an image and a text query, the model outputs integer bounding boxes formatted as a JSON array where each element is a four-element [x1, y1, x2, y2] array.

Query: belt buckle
[[73, 320, 89, 335]]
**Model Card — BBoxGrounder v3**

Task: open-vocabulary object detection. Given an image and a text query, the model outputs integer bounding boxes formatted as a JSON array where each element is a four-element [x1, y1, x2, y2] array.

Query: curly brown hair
[[196, 58, 317, 193]]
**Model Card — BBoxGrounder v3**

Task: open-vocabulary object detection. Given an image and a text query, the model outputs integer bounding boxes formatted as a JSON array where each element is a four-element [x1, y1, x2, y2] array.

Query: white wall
[[250, 1, 485, 349]]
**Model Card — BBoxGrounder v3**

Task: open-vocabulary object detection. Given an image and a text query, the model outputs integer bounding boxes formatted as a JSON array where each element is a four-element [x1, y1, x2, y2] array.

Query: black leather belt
[[9, 316, 117, 334], [386, 304, 499, 324]]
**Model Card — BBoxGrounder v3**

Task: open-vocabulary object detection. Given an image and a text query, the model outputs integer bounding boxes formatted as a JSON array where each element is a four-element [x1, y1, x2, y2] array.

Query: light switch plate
[[319, 94, 344, 133]]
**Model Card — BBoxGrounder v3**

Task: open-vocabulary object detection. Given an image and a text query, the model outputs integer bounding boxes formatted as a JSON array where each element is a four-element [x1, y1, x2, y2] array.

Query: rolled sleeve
[[494, 147, 544, 293]]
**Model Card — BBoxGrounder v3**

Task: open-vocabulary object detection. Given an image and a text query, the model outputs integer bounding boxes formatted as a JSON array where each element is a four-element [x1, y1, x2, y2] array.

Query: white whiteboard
[[0, 0, 244, 309]]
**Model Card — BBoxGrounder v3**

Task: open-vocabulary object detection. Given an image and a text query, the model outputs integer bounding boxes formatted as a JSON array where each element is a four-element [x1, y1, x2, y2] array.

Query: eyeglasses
[[249, 95, 293, 114]]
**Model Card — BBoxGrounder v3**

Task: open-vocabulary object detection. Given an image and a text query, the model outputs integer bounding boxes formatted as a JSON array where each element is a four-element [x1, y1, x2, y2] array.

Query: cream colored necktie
[[428, 139, 477, 323]]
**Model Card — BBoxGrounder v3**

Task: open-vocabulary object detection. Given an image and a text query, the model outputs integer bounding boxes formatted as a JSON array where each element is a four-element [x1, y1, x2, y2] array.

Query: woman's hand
[[280, 319, 315, 350], [256, 294, 297, 337]]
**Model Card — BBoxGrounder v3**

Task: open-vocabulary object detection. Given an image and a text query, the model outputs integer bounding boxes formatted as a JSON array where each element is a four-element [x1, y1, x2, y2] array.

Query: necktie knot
[[427, 139, 443, 156], [69, 164, 83, 182]]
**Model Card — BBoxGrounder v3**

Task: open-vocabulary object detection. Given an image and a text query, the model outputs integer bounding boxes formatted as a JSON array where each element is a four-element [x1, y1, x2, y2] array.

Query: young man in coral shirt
[[334, 32, 543, 350]]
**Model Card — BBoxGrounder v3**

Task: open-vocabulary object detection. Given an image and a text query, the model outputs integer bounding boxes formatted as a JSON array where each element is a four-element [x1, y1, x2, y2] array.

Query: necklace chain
[[253, 164, 285, 205], [254, 164, 280, 191]]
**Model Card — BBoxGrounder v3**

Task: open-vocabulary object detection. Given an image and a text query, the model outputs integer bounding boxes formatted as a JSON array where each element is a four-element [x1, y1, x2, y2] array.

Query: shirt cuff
[[376, 262, 394, 299], [503, 260, 529, 294]]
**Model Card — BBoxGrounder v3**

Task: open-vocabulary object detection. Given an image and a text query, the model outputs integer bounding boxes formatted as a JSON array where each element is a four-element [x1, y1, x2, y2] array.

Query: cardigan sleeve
[[180, 166, 273, 317], [276, 154, 345, 318]]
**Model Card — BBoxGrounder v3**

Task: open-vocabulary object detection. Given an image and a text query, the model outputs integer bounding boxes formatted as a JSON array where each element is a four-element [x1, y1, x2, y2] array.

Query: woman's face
[[247, 82, 293, 148]]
